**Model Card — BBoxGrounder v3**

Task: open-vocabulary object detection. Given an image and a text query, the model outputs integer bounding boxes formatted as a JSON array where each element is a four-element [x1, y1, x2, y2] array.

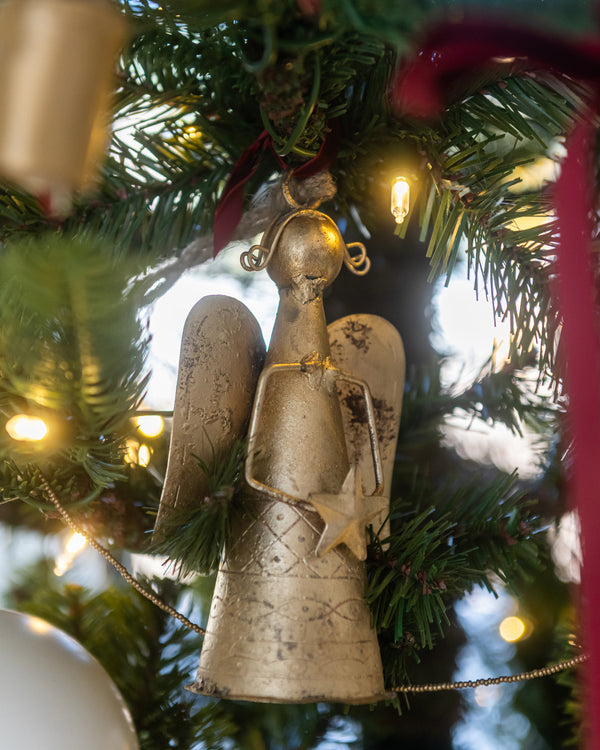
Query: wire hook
[[344, 241, 371, 276]]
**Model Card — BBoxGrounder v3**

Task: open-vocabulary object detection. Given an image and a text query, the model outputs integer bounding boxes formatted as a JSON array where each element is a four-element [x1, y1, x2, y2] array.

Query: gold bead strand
[[37, 477, 586, 686], [392, 654, 587, 693], [39, 476, 205, 637]]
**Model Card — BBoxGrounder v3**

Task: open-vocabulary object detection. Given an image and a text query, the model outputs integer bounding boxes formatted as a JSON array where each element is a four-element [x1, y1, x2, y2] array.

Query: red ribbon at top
[[213, 123, 340, 256], [391, 17, 600, 748], [392, 19, 600, 117]]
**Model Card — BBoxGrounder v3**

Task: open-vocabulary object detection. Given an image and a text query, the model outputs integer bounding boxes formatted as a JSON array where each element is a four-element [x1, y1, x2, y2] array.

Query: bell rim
[[185, 681, 395, 705]]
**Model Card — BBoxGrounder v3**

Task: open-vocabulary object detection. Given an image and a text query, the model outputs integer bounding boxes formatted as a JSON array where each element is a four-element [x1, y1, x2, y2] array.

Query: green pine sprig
[[367, 472, 545, 685], [0, 0, 583, 397], [151, 440, 246, 576], [0, 235, 148, 498]]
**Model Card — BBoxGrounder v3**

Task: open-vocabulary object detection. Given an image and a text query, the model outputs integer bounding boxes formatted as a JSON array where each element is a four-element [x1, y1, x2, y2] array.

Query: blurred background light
[[5, 414, 48, 441]]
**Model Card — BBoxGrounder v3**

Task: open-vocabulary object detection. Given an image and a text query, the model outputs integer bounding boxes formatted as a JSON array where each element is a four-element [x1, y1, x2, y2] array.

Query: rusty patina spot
[[341, 392, 396, 451], [340, 319, 374, 353], [187, 677, 231, 697]]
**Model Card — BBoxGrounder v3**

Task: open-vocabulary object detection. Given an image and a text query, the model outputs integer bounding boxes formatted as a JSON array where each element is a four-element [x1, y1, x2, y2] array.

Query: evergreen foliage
[[0, 1, 585, 383], [367, 472, 544, 685], [0, 0, 589, 746], [151, 440, 246, 576], [0, 236, 148, 502], [399, 355, 556, 440]]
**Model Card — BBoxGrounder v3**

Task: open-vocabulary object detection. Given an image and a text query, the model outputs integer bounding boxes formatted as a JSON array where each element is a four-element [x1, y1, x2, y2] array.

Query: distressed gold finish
[[329, 314, 405, 538], [241, 208, 371, 277], [244, 357, 384, 503], [181, 208, 403, 704], [158, 194, 405, 702], [309, 466, 387, 560], [153, 296, 265, 543]]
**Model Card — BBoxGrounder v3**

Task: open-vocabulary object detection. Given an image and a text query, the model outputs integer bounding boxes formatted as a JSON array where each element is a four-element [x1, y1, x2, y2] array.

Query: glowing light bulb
[[124, 439, 139, 465], [138, 444, 151, 467], [183, 124, 203, 141], [134, 414, 164, 438], [499, 615, 527, 642], [54, 531, 88, 577], [124, 439, 151, 467], [65, 532, 87, 555], [391, 176, 410, 224], [5, 414, 48, 441]]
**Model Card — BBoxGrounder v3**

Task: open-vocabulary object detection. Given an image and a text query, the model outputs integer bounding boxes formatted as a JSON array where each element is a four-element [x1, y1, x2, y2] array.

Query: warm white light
[[54, 559, 69, 577], [54, 532, 88, 577], [65, 532, 87, 555], [5, 414, 48, 441], [138, 444, 151, 467], [27, 617, 52, 635], [499, 615, 527, 642], [134, 414, 164, 438], [391, 176, 410, 224], [125, 439, 151, 467], [124, 439, 138, 465]]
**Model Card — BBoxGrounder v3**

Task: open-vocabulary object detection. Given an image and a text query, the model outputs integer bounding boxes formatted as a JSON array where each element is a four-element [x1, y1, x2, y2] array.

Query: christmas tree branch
[[0, 235, 148, 496]]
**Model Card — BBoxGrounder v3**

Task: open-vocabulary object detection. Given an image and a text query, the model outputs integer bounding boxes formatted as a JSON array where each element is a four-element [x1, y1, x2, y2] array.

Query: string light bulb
[[499, 615, 530, 642], [124, 439, 152, 467], [5, 414, 48, 441], [65, 532, 87, 555], [133, 414, 164, 438], [54, 532, 88, 577], [138, 444, 152, 467], [391, 176, 410, 225]]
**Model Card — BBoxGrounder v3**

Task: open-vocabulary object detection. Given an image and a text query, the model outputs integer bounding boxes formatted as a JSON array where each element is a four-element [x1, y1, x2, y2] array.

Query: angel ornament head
[[154, 174, 405, 704]]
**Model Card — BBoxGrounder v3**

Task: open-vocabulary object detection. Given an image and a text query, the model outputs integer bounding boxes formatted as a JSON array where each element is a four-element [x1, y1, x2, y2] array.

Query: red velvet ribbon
[[392, 19, 600, 117], [213, 123, 339, 256], [392, 18, 600, 746], [554, 115, 600, 749]]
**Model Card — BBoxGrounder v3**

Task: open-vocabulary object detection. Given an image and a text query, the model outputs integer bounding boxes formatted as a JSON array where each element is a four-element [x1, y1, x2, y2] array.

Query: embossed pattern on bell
[[190, 492, 386, 702]]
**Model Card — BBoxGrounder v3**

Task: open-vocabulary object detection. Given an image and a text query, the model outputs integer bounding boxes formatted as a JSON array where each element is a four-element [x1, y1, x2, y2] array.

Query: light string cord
[[39, 475, 205, 637], [393, 654, 587, 693], [39, 476, 586, 690]]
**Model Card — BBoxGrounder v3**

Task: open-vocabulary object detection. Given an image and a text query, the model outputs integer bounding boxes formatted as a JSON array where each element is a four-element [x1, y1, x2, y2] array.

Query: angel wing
[[328, 314, 405, 539], [153, 295, 266, 542]]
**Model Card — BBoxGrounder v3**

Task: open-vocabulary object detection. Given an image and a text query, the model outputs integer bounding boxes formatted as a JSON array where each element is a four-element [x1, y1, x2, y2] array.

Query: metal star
[[308, 465, 387, 560]]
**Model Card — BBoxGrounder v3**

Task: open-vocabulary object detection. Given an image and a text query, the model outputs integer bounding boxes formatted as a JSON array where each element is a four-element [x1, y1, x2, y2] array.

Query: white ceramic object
[[0, 609, 139, 749]]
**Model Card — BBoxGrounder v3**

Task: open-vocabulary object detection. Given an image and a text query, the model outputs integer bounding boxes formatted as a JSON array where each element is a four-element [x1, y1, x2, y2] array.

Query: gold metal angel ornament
[[154, 182, 405, 704]]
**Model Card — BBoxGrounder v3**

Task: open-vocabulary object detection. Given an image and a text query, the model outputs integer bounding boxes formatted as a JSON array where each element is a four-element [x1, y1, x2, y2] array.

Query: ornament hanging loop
[[281, 170, 322, 210]]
